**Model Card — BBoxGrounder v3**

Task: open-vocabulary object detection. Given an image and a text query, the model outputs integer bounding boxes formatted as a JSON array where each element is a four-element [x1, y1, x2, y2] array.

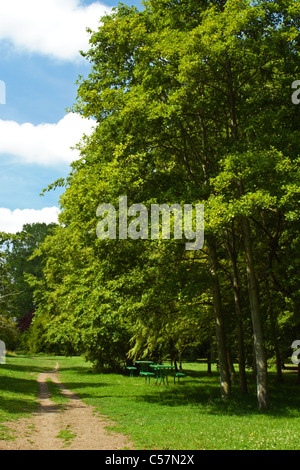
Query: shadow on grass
[[135, 370, 300, 418], [0, 363, 44, 375], [6, 356, 297, 421], [0, 374, 38, 417], [53, 358, 300, 420], [0, 396, 37, 416], [58, 362, 300, 419], [58, 381, 118, 400], [0, 356, 70, 418]]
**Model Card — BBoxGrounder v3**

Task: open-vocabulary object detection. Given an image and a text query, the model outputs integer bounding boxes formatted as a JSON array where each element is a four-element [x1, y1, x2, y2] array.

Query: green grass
[[0, 354, 57, 421], [56, 356, 300, 450], [1, 354, 300, 450], [46, 378, 70, 406], [56, 425, 76, 447], [0, 354, 60, 440]]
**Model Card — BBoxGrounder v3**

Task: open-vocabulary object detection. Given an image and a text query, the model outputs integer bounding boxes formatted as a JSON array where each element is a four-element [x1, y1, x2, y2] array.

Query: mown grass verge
[[0, 354, 300, 450], [56, 356, 300, 450], [0, 354, 59, 440]]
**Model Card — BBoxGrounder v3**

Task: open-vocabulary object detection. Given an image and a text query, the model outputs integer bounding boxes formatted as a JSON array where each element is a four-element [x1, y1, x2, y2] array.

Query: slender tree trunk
[[207, 236, 231, 400], [252, 344, 257, 379], [225, 228, 248, 393], [232, 279, 248, 393], [237, 183, 268, 409], [227, 351, 236, 385], [266, 281, 283, 383], [207, 351, 212, 375], [226, 58, 268, 407], [198, 103, 230, 399], [274, 342, 283, 384], [178, 351, 183, 371]]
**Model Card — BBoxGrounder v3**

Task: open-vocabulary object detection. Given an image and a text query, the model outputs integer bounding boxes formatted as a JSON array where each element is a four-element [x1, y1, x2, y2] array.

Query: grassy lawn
[[0, 354, 300, 449], [0, 354, 58, 441], [56, 357, 300, 450]]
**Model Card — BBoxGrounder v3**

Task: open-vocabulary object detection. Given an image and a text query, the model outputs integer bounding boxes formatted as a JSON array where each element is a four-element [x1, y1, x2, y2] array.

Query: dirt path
[[0, 363, 134, 450]]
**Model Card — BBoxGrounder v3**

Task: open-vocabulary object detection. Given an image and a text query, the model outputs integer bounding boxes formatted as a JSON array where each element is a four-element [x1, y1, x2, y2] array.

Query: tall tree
[[30, 0, 300, 408], [5, 223, 57, 319]]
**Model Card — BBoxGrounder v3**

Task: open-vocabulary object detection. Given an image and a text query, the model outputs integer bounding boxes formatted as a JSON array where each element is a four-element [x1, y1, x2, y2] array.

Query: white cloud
[[0, 113, 95, 165], [0, 207, 60, 233], [0, 0, 111, 61]]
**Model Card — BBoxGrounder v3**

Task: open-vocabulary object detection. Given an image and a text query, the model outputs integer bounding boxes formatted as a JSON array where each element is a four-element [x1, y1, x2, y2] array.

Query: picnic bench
[[135, 360, 156, 383], [150, 364, 174, 385], [174, 371, 186, 383], [132, 360, 186, 384], [126, 366, 137, 377]]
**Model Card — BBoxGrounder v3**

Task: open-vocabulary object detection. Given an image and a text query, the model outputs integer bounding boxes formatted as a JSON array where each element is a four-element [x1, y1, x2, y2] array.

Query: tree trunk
[[225, 58, 267, 405], [266, 282, 283, 383], [207, 354, 212, 375], [225, 228, 248, 393], [227, 351, 236, 385], [207, 343, 212, 375], [237, 187, 268, 409], [274, 342, 283, 384], [178, 351, 183, 371], [207, 236, 231, 400]]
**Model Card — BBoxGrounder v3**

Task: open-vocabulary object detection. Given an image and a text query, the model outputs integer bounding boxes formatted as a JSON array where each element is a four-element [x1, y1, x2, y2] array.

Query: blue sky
[[0, 0, 143, 232]]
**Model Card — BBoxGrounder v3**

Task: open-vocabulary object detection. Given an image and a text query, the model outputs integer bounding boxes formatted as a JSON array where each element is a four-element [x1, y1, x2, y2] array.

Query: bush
[[0, 315, 19, 350]]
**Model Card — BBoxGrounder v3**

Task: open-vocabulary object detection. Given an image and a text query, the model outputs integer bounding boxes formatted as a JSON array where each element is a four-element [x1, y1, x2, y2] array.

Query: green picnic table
[[126, 366, 137, 377], [134, 361, 186, 384], [150, 364, 174, 385], [135, 360, 155, 383]]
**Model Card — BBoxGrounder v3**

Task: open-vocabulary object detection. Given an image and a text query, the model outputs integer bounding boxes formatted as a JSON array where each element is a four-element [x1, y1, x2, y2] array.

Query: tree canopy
[[24, 0, 300, 410]]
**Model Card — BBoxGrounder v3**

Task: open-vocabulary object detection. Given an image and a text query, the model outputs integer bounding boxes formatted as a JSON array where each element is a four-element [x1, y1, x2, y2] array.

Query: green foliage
[[4, 223, 57, 320], [0, 316, 18, 350], [25, 0, 300, 407]]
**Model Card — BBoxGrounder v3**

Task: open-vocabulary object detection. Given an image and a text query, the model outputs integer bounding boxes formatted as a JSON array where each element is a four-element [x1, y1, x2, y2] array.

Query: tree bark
[[227, 351, 236, 385], [207, 236, 231, 400], [237, 183, 268, 409], [225, 58, 268, 406], [266, 281, 283, 383], [225, 228, 248, 393]]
